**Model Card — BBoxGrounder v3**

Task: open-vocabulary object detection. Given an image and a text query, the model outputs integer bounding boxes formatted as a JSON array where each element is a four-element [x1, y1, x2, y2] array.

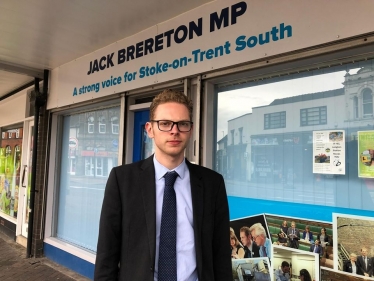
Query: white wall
[[0, 89, 28, 127]]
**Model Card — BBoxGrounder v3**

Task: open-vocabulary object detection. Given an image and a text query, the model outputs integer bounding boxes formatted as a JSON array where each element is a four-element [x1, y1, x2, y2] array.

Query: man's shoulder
[[112, 157, 153, 173], [186, 159, 223, 178]]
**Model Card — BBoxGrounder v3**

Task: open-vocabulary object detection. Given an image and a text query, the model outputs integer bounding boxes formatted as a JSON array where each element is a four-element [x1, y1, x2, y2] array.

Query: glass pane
[[216, 60, 374, 211], [57, 106, 120, 252], [363, 104, 373, 115], [0, 128, 23, 219], [142, 126, 154, 159]]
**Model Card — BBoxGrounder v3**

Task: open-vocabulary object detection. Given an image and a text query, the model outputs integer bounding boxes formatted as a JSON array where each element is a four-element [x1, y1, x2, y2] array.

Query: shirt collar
[[153, 155, 186, 180]]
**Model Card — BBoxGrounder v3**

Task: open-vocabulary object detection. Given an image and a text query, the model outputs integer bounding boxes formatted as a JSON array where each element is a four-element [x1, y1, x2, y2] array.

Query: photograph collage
[[230, 213, 374, 281]]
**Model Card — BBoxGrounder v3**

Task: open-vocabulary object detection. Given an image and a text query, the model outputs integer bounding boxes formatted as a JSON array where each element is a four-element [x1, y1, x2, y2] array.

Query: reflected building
[[221, 67, 374, 206], [67, 107, 120, 178]]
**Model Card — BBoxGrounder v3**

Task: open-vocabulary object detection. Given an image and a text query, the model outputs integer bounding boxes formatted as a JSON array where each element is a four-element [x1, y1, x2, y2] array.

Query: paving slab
[[0, 231, 91, 281]]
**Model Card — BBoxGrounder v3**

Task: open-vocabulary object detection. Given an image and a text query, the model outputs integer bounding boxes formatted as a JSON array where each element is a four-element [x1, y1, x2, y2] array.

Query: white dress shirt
[[153, 156, 198, 281]]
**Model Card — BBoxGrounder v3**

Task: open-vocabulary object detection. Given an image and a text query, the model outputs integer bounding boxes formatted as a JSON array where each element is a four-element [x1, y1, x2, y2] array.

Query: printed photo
[[333, 213, 374, 278], [230, 214, 272, 260], [232, 258, 271, 281], [314, 154, 330, 164], [329, 132, 344, 142], [273, 245, 319, 281], [321, 266, 374, 281], [265, 214, 334, 269]]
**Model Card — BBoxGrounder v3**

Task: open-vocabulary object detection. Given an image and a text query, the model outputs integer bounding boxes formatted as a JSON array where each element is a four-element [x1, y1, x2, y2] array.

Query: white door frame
[[16, 120, 34, 237]]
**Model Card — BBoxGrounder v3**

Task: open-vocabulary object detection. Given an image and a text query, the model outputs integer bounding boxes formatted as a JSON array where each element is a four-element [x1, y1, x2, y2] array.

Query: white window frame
[[88, 116, 95, 133], [98, 116, 106, 134], [111, 117, 119, 134], [362, 88, 373, 118]]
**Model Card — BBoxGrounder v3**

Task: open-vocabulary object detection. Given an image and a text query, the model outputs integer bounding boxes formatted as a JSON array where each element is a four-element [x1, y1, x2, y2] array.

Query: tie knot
[[164, 171, 178, 187]]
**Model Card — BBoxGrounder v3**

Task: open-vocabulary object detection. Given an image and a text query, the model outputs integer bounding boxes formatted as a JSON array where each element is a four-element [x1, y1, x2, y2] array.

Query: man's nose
[[170, 123, 179, 133]]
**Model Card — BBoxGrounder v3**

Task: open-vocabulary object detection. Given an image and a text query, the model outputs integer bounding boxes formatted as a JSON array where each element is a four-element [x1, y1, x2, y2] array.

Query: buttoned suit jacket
[[243, 243, 260, 258], [357, 256, 373, 276], [309, 244, 322, 255], [94, 156, 232, 281], [343, 260, 359, 274], [287, 228, 300, 248]]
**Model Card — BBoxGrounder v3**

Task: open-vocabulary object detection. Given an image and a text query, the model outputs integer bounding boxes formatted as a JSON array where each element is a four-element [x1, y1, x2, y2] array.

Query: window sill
[[44, 237, 96, 264]]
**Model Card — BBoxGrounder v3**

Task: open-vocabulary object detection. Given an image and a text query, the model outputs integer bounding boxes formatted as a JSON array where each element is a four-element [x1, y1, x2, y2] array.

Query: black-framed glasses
[[252, 234, 260, 241], [150, 120, 193, 132]]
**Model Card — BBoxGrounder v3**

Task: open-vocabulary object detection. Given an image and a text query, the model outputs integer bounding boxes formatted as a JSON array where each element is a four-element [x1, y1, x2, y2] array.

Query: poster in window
[[358, 131, 374, 178], [313, 130, 345, 175]]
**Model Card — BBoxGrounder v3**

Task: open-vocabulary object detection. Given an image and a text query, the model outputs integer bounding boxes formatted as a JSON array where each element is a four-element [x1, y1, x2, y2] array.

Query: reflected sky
[[217, 69, 360, 141]]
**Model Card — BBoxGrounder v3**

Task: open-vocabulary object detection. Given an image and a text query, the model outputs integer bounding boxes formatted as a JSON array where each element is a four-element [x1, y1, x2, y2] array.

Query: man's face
[[362, 249, 368, 256], [146, 102, 192, 164], [291, 223, 295, 229], [251, 231, 265, 246], [282, 266, 290, 274], [240, 231, 251, 247]]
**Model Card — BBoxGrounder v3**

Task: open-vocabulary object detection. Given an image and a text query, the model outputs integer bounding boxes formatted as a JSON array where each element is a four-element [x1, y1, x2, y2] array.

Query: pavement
[[0, 231, 91, 281]]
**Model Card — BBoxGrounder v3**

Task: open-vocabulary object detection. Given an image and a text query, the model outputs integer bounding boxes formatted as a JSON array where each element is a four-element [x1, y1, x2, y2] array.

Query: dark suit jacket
[[343, 260, 359, 274], [309, 244, 322, 255], [287, 228, 300, 248], [357, 256, 373, 276], [94, 156, 232, 281], [243, 243, 260, 258], [302, 231, 314, 242]]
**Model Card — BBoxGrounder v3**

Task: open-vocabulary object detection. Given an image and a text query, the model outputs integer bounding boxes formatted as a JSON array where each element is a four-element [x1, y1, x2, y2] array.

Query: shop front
[[0, 88, 34, 246], [10, 0, 374, 279]]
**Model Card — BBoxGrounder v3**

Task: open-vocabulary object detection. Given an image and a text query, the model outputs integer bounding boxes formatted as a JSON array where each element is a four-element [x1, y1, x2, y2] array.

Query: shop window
[[264, 111, 286, 129], [362, 88, 373, 118], [300, 106, 327, 126], [0, 141, 22, 218], [56, 105, 120, 252], [215, 59, 374, 212], [88, 116, 95, 133], [111, 116, 119, 134]]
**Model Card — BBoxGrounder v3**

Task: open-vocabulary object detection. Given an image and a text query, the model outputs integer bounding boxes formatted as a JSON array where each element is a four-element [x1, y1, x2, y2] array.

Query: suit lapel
[[140, 156, 157, 267], [186, 160, 204, 278]]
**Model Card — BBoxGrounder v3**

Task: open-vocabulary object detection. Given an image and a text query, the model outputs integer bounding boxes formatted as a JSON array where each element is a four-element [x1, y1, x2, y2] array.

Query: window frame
[[264, 111, 286, 130], [300, 106, 327, 127], [362, 88, 373, 118]]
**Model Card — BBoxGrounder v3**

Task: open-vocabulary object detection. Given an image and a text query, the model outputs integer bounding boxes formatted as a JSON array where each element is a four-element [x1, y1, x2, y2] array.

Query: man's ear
[[145, 122, 154, 138], [188, 124, 194, 138]]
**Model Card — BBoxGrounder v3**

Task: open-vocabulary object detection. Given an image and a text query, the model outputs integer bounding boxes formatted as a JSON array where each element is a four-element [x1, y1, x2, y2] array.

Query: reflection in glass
[[0, 128, 23, 219], [57, 106, 120, 252], [216, 61, 374, 211], [142, 126, 154, 159]]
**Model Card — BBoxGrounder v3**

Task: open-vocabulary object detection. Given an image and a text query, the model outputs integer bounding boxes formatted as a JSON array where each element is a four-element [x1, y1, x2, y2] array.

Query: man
[[240, 226, 260, 258], [309, 240, 322, 255], [94, 90, 232, 280], [287, 221, 300, 249], [356, 247, 373, 277], [249, 223, 272, 258], [274, 261, 290, 281]]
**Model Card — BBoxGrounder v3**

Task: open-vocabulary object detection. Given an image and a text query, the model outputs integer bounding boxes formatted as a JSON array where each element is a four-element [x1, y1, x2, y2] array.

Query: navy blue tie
[[158, 171, 178, 281], [262, 246, 267, 257]]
